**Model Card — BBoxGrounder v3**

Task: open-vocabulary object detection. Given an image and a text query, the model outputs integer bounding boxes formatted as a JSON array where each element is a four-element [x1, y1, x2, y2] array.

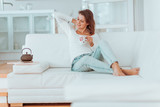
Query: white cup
[[79, 36, 87, 45]]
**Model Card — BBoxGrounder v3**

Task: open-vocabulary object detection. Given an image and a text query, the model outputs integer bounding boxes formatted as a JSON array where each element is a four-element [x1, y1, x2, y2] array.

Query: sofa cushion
[[13, 62, 49, 74], [25, 34, 71, 67], [7, 72, 42, 89], [7, 68, 82, 89], [8, 67, 133, 89], [42, 68, 82, 88], [65, 75, 160, 102], [131, 32, 160, 79]]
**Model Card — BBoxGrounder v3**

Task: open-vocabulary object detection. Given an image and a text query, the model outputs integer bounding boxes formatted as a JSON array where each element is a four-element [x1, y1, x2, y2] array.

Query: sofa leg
[[10, 103, 23, 107], [0, 103, 9, 107]]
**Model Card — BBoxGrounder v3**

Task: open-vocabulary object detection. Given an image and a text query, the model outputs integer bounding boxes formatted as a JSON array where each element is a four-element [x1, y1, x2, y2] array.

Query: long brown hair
[[79, 9, 95, 35]]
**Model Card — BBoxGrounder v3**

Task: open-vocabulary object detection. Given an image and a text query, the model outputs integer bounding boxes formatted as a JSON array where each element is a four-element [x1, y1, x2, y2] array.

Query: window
[[82, 0, 134, 32]]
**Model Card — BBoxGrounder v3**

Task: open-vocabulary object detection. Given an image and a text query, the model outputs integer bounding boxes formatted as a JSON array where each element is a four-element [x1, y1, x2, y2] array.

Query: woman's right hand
[[85, 36, 94, 47]]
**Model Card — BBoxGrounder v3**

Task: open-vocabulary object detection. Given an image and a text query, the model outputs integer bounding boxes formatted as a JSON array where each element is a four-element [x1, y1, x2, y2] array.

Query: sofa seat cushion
[[7, 68, 82, 89], [8, 67, 137, 89], [65, 75, 160, 101], [42, 68, 82, 88], [41, 67, 130, 88]]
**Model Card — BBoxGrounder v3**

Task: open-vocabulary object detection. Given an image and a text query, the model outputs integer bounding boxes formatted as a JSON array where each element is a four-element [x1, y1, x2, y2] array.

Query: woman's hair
[[79, 9, 95, 35]]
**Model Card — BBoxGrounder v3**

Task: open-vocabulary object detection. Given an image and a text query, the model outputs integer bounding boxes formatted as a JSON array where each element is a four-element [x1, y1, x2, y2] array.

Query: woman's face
[[76, 14, 88, 30]]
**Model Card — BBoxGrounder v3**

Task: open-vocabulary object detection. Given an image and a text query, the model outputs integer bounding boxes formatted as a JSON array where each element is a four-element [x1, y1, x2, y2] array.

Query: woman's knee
[[82, 56, 94, 64], [81, 56, 90, 62], [98, 40, 110, 48], [71, 56, 90, 71], [72, 63, 89, 72]]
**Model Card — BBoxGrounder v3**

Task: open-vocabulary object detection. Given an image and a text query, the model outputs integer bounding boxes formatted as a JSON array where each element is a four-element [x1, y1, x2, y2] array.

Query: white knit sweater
[[54, 12, 98, 63]]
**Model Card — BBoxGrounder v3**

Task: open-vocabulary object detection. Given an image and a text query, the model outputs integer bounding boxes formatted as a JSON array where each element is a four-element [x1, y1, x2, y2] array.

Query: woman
[[55, 9, 139, 76]]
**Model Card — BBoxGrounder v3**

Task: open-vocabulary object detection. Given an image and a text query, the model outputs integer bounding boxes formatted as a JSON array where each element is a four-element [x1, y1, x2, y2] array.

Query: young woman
[[54, 9, 139, 76]]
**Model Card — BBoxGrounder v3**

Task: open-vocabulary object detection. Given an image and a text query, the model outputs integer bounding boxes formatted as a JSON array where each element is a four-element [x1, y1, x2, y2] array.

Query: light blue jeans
[[71, 40, 118, 73]]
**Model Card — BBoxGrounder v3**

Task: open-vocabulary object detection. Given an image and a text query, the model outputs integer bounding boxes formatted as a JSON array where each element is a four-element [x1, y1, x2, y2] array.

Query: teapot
[[21, 48, 33, 62]]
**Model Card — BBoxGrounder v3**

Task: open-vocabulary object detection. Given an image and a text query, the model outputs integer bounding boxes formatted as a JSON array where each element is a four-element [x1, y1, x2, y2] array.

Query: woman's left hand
[[85, 36, 94, 47], [72, 18, 77, 25]]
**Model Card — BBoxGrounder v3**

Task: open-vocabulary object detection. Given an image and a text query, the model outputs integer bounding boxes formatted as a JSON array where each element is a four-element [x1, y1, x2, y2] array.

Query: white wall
[[144, 0, 160, 31], [2, 0, 81, 17]]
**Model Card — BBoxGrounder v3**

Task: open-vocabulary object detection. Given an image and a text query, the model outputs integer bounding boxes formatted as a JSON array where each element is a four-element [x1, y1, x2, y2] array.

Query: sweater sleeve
[[54, 12, 74, 35]]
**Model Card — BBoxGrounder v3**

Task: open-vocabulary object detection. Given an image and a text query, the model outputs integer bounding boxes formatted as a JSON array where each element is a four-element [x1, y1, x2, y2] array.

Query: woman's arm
[[54, 12, 73, 23], [54, 12, 74, 35], [55, 12, 77, 26]]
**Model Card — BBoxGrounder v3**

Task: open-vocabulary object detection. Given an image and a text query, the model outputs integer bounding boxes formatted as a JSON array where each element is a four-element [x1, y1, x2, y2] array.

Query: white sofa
[[7, 31, 160, 104]]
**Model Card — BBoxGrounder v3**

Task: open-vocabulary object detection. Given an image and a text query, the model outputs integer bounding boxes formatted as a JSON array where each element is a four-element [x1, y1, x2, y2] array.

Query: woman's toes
[[136, 67, 140, 72], [134, 70, 139, 75], [121, 73, 126, 76], [132, 68, 140, 75]]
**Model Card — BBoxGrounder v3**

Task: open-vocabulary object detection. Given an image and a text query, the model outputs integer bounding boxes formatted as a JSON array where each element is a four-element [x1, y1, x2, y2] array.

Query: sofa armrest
[[13, 62, 49, 74]]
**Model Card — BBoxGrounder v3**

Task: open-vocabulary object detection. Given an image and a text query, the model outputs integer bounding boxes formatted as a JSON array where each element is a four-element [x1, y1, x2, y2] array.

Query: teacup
[[79, 36, 87, 45]]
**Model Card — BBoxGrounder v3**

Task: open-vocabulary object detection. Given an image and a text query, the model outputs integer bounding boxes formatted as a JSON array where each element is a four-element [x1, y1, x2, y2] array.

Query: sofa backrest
[[24, 32, 141, 68], [131, 32, 160, 80], [25, 34, 71, 67], [24, 32, 160, 79], [99, 32, 140, 67]]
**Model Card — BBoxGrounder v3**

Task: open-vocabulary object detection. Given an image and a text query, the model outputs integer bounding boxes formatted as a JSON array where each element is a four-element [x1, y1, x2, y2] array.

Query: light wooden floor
[[0, 89, 8, 96], [0, 63, 13, 78]]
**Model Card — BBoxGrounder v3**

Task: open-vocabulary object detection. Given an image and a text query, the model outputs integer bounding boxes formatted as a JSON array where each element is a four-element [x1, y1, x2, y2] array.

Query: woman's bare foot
[[111, 62, 125, 76], [122, 67, 140, 75]]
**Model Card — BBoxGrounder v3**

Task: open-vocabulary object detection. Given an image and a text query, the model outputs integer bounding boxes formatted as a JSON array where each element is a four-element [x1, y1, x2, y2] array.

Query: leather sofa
[[7, 31, 160, 104]]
